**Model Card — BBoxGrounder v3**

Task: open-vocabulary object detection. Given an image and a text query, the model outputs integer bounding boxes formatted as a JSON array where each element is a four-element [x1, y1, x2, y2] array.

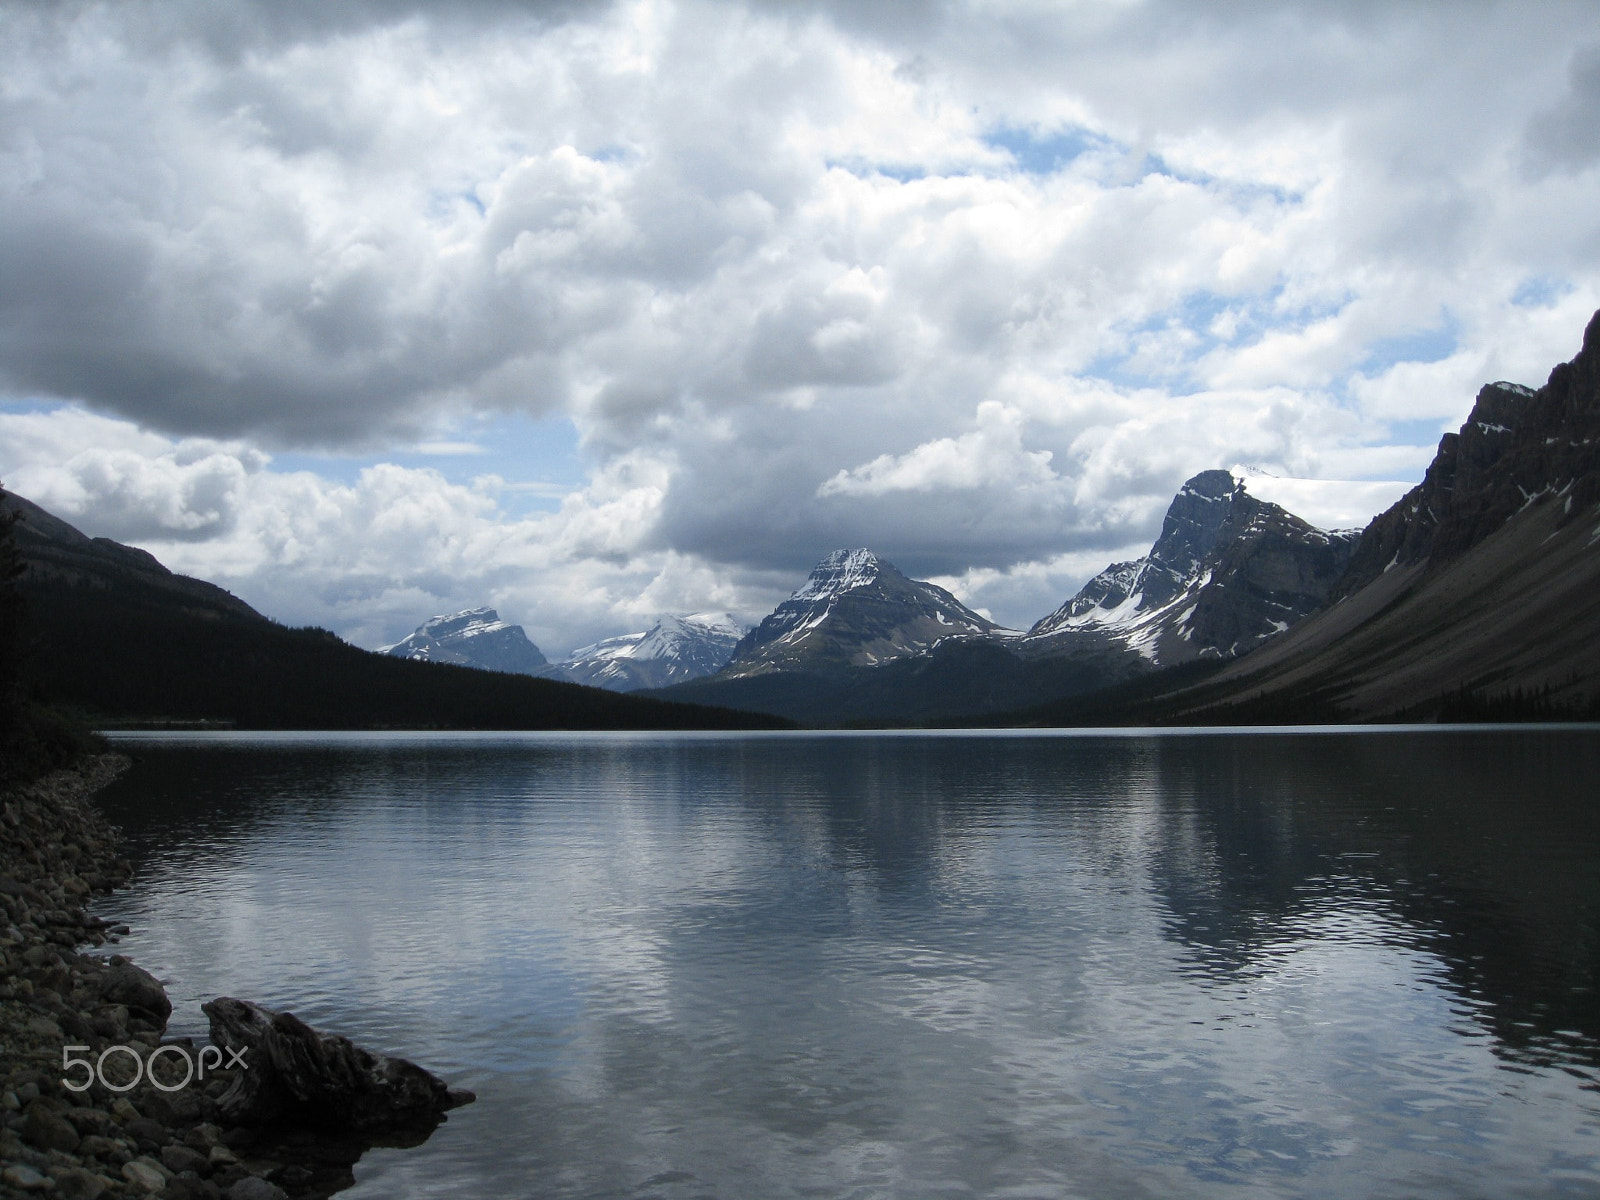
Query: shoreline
[[0, 755, 460, 1200]]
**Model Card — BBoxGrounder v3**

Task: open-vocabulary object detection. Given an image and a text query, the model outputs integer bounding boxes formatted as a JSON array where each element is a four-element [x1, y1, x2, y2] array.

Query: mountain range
[[657, 309, 1600, 724], [380, 608, 748, 691], [654, 467, 1365, 723], [6, 307, 1597, 729], [1121, 312, 1600, 724]]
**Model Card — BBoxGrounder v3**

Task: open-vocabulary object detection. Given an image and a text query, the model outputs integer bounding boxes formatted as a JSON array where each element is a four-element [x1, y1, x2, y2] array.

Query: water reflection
[[1138, 733, 1600, 1081], [93, 729, 1600, 1199]]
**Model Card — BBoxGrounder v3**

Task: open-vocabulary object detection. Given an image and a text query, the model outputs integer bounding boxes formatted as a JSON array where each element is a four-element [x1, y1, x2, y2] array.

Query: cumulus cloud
[[3, 0, 1599, 644], [818, 402, 1057, 498], [0, 407, 725, 655]]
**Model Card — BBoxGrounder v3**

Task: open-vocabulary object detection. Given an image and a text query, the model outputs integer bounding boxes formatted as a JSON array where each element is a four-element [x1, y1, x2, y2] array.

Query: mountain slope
[[1096, 309, 1600, 723], [1, 490, 784, 731], [7, 491, 264, 624], [562, 612, 747, 691], [722, 548, 1006, 678], [382, 607, 561, 677]]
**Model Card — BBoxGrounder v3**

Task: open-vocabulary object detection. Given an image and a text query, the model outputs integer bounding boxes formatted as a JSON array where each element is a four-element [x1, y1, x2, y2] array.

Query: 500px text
[[61, 1043, 248, 1093]]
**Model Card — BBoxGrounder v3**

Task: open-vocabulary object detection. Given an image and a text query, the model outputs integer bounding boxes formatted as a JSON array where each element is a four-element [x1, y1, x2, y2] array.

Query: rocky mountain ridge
[[3, 491, 263, 625], [652, 474, 1361, 724]]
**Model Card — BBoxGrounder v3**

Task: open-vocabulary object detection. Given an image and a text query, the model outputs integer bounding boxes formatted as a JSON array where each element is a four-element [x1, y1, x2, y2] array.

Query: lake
[[94, 728, 1600, 1199]]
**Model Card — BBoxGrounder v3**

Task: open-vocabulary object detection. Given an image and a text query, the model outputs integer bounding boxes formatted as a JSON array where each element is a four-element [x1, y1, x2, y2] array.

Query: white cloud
[[818, 401, 1056, 497], [1233, 471, 1413, 533]]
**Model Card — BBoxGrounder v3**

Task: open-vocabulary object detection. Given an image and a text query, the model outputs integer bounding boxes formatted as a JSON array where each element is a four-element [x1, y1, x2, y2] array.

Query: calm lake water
[[94, 728, 1600, 1199]]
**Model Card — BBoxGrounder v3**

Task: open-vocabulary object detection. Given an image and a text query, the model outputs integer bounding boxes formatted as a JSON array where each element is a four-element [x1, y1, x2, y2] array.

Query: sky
[[2, 0, 1599, 656]]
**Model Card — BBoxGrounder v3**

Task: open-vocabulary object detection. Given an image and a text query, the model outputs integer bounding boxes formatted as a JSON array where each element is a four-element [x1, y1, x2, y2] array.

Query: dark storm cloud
[[66, 0, 613, 57]]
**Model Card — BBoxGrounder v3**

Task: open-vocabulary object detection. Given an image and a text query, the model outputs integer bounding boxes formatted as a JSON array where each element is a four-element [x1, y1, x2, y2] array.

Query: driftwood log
[[202, 996, 476, 1132]]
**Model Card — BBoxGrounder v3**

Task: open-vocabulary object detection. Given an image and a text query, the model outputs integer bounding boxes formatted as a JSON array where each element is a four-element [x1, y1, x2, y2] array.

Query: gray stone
[[226, 1177, 288, 1200], [99, 959, 171, 1026], [121, 1158, 168, 1194], [124, 1117, 166, 1147], [2, 1163, 54, 1191], [161, 1143, 211, 1175]]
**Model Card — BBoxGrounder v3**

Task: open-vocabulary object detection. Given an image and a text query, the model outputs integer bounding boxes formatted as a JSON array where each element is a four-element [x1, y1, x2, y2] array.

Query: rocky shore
[[0, 755, 470, 1200]]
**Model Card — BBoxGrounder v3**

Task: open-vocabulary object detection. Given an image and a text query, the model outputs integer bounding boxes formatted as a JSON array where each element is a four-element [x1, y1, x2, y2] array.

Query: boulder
[[202, 997, 475, 1133], [99, 957, 171, 1026]]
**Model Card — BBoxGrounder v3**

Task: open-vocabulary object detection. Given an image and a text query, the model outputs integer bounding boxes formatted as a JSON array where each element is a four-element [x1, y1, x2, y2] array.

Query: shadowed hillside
[[2, 490, 785, 731]]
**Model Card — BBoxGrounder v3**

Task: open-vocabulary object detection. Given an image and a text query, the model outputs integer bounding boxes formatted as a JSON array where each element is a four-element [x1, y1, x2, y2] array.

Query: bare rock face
[[202, 997, 475, 1133]]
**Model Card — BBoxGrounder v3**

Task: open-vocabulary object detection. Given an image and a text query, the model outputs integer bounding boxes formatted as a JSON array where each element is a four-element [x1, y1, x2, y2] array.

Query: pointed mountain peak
[[722, 548, 998, 677], [1027, 466, 1357, 662], [1177, 468, 1242, 500], [792, 548, 894, 601], [1149, 470, 1248, 576]]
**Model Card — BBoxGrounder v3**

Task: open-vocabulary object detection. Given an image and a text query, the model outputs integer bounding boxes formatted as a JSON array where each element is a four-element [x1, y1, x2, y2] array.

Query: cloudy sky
[[3, 0, 1598, 655]]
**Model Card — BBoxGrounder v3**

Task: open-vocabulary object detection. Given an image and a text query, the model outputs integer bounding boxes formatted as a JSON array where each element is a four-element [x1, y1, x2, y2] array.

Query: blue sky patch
[[275, 411, 587, 514], [983, 124, 1112, 175], [825, 158, 926, 182], [1358, 313, 1460, 377], [1512, 275, 1569, 308], [1384, 416, 1453, 446]]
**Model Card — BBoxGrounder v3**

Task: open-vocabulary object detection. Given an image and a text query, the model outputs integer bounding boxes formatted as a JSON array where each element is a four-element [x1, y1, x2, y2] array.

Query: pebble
[[48, 1167, 110, 1200], [1, 1163, 54, 1191], [120, 1158, 167, 1193], [22, 1107, 81, 1154]]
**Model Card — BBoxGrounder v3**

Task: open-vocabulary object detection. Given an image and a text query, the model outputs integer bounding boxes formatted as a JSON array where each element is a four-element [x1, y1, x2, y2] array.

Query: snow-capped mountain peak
[[791, 548, 883, 602], [721, 549, 1003, 678], [386, 607, 510, 646], [560, 612, 749, 691], [380, 606, 558, 676]]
